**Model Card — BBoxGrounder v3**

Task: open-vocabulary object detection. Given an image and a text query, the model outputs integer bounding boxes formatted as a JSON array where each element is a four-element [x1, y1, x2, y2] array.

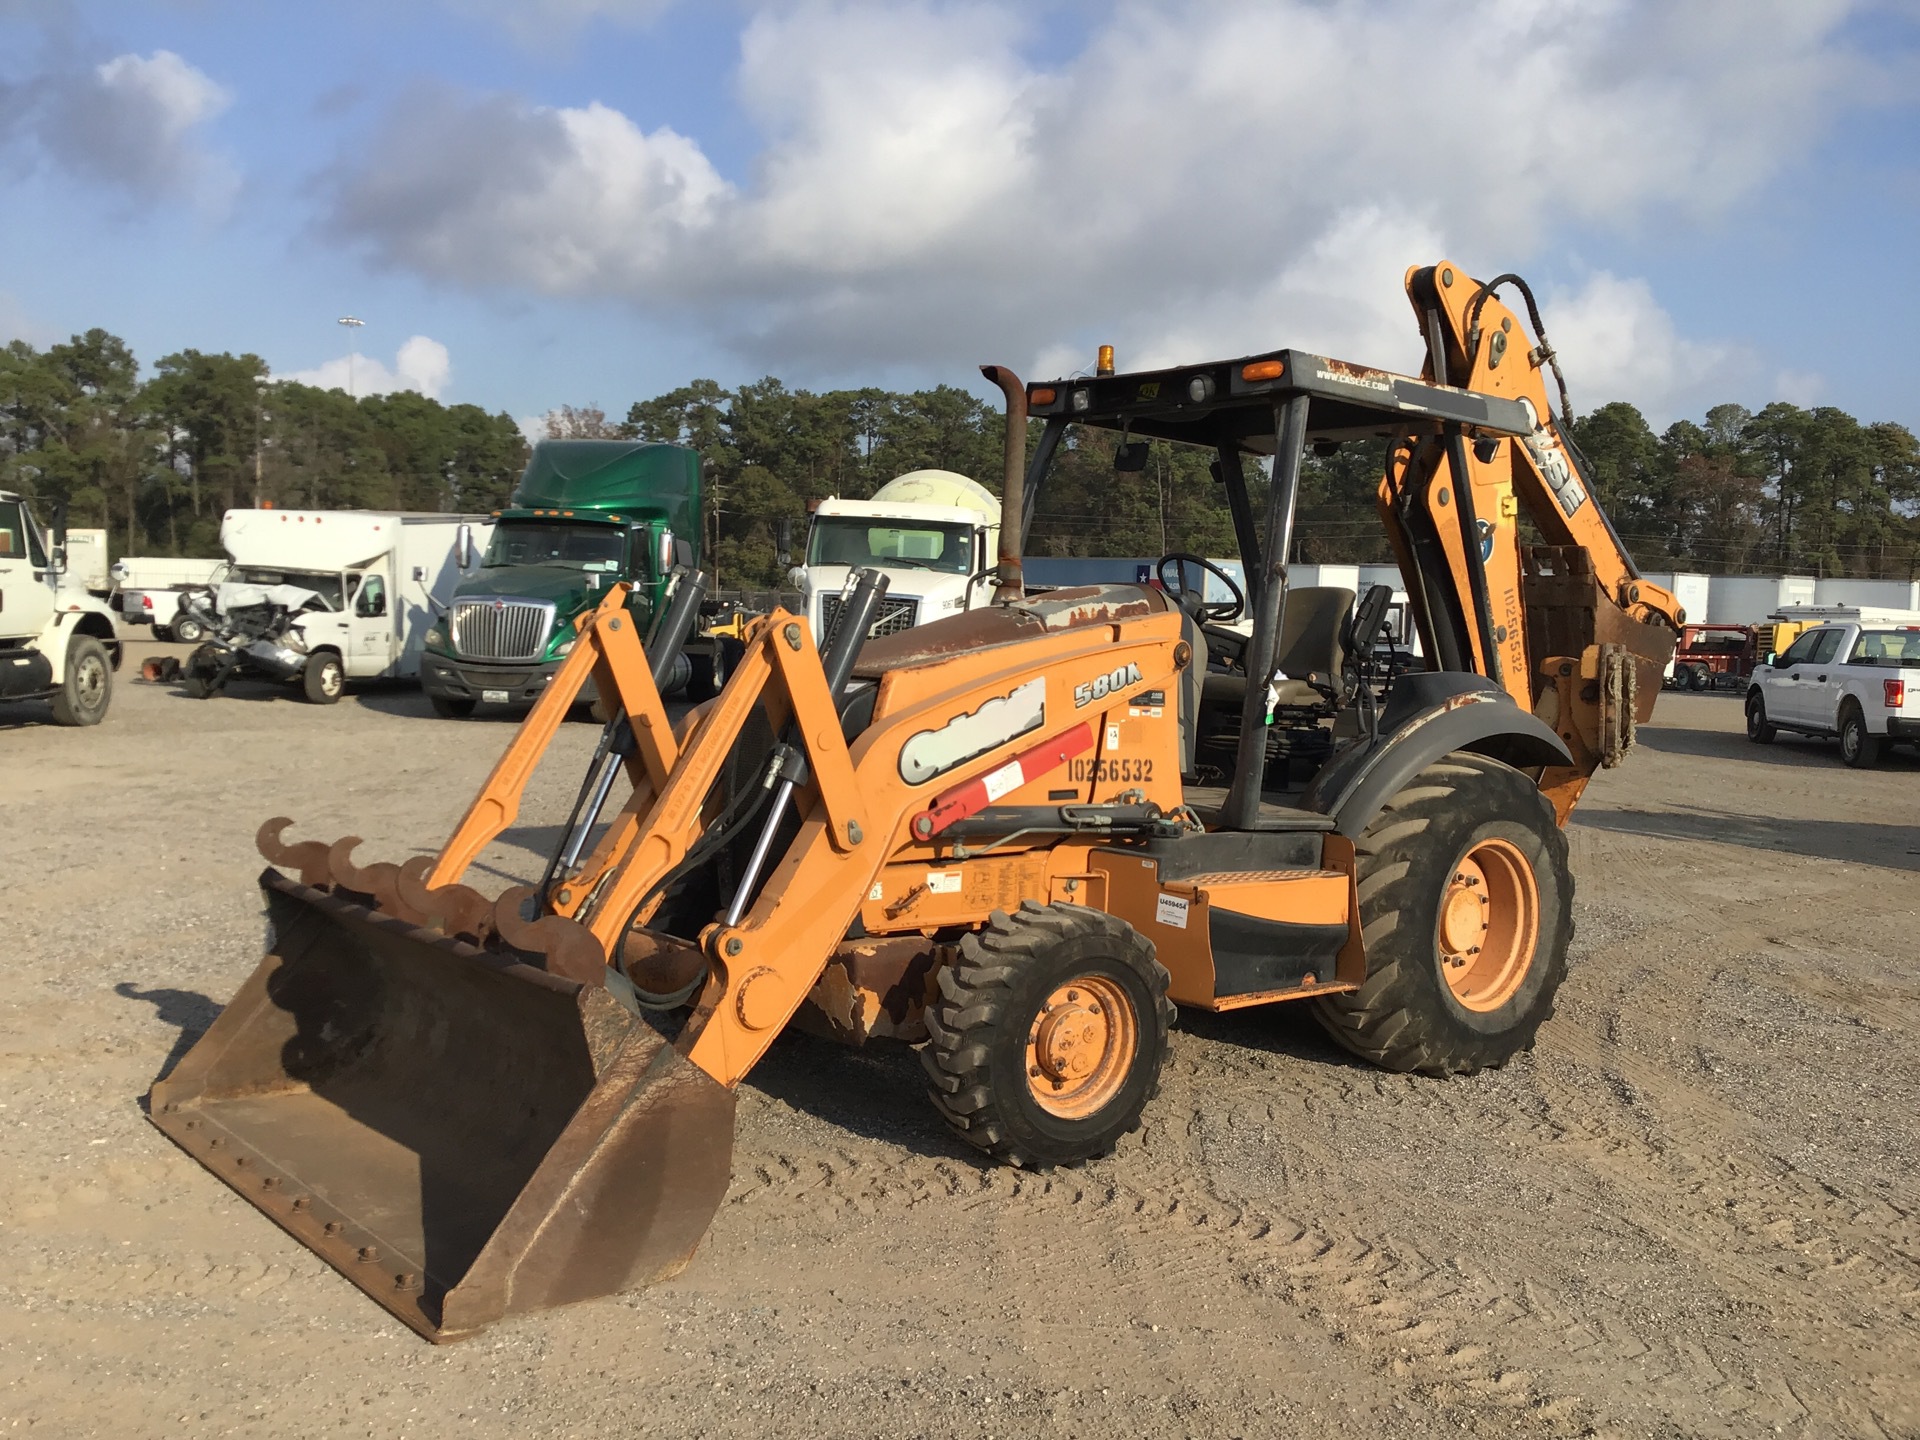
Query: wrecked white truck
[[147, 507, 491, 703]]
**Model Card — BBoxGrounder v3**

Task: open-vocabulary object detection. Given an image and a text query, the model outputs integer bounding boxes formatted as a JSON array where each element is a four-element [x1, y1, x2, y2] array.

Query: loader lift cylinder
[[1224, 394, 1311, 830], [724, 567, 889, 926], [548, 567, 712, 890]]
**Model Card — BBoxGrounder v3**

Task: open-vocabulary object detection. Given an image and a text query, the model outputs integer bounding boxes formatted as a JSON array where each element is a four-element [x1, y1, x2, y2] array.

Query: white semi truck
[[0, 492, 122, 725], [797, 470, 1000, 644], [177, 508, 493, 702]]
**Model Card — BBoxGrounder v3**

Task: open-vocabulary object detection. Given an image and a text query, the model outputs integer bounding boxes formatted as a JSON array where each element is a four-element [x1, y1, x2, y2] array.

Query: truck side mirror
[[775, 517, 794, 569], [455, 523, 474, 570], [49, 501, 68, 574], [673, 538, 695, 568], [1114, 442, 1149, 472]]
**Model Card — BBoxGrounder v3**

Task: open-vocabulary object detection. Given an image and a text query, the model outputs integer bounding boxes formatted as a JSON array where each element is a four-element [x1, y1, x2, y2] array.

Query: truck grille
[[450, 598, 556, 663], [820, 594, 919, 644]]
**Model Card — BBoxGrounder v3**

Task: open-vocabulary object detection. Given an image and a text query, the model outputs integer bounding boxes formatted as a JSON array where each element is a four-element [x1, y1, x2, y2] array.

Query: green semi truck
[[420, 439, 722, 717]]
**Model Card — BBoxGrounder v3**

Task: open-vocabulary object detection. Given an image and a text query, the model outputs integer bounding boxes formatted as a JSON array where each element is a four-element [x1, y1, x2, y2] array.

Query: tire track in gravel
[[1538, 822, 1920, 1434], [725, 1136, 1597, 1431]]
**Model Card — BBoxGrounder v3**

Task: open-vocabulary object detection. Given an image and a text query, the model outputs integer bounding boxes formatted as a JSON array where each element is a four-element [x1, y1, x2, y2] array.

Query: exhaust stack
[[979, 364, 1027, 604]]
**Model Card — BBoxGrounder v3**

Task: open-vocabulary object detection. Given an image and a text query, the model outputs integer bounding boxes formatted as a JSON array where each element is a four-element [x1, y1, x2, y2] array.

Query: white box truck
[[177, 509, 493, 702]]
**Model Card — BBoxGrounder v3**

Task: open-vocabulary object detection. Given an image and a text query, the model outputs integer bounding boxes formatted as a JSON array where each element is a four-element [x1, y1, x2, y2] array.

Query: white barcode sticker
[[1155, 894, 1190, 929], [982, 759, 1024, 802]]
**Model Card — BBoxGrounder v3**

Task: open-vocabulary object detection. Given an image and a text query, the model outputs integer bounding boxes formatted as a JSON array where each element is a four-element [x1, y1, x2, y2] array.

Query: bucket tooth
[[256, 817, 334, 888], [396, 856, 496, 945], [493, 885, 608, 987], [326, 836, 412, 919]]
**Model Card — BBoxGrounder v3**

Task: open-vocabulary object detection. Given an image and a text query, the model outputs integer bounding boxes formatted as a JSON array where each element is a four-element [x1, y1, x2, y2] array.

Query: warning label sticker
[[927, 871, 963, 895], [981, 759, 1025, 803]]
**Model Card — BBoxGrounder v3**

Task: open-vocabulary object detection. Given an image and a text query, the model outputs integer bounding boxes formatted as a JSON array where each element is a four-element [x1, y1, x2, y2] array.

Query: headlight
[[554, 639, 575, 656], [425, 626, 444, 649], [1069, 388, 1091, 413], [1187, 374, 1216, 403]]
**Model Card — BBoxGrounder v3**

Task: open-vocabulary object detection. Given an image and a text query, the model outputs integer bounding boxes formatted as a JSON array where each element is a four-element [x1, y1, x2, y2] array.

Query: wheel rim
[[1842, 722, 1859, 760], [1437, 838, 1540, 1012], [1748, 701, 1764, 734], [75, 655, 106, 709], [1024, 976, 1137, 1119], [321, 663, 342, 697]]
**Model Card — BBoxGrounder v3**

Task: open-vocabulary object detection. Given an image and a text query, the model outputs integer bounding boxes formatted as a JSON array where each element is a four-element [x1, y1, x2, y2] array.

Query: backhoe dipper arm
[[1378, 261, 1680, 811]]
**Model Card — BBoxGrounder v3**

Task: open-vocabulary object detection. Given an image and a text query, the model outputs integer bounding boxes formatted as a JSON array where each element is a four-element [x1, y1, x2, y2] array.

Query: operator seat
[[1200, 586, 1356, 717]]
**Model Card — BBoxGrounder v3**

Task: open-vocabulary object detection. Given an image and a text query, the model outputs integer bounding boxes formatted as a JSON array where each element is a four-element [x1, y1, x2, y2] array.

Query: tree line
[[4, 326, 1915, 587], [0, 329, 528, 559]]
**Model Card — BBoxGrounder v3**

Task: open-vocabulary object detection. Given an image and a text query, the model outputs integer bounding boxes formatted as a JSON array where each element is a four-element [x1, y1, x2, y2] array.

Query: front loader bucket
[[148, 870, 736, 1342]]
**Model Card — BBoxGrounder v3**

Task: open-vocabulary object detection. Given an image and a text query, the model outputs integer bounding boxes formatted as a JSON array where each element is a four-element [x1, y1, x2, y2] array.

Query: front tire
[[301, 652, 345, 705], [1746, 692, 1777, 744], [172, 615, 207, 644], [1839, 705, 1882, 768], [1312, 753, 1571, 1075], [50, 635, 111, 726], [921, 902, 1174, 1169]]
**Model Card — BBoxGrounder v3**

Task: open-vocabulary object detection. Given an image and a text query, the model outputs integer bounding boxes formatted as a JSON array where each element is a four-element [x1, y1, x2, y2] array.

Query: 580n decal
[[1070, 756, 1154, 784], [1074, 662, 1143, 708]]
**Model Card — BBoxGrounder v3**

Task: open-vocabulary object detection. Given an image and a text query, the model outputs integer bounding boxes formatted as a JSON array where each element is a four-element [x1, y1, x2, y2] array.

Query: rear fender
[[1302, 672, 1571, 838]]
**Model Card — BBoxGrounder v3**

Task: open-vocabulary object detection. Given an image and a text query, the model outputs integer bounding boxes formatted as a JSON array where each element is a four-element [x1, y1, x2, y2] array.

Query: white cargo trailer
[[1707, 575, 1816, 624]]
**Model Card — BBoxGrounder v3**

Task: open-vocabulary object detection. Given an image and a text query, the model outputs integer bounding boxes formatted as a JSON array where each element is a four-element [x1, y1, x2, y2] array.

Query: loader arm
[[1377, 261, 1680, 814]]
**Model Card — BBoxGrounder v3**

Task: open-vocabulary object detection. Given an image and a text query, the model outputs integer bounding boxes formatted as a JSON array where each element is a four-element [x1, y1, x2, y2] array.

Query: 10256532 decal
[[1070, 756, 1154, 784], [1074, 662, 1143, 709]]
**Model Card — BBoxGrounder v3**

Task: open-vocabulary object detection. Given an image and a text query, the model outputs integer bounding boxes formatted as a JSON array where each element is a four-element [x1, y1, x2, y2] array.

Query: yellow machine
[[150, 263, 1678, 1340]]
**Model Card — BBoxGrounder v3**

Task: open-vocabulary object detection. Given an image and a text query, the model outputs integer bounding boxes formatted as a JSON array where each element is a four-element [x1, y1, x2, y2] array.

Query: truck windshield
[[1849, 630, 1920, 666], [807, 517, 976, 575], [484, 521, 627, 572]]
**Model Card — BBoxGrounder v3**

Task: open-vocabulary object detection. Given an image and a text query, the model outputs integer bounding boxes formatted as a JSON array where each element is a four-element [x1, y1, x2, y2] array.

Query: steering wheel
[[1155, 553, 1244, 623]]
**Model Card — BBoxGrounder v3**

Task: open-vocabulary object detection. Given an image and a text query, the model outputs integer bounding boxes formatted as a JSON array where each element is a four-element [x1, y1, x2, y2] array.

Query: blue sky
[[3, 0, 1917, 435]]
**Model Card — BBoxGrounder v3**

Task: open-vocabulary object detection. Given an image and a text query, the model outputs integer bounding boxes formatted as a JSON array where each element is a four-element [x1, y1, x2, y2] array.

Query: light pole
[[337, 316, 365, 399]]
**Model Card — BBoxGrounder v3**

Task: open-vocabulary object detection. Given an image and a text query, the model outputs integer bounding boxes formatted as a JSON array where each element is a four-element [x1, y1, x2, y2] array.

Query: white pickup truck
[[1745, 621, 1920, 767]]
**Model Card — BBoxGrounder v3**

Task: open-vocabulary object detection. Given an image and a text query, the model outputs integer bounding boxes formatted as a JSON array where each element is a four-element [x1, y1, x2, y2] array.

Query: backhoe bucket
[[148, 870, 736, 1342]]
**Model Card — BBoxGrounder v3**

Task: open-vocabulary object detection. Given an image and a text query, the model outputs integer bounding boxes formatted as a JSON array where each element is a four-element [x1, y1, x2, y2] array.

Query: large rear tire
[[50, 635, 111, 726], [921, 902, 1174, 1169], [1312, 753, 1571, 1075]]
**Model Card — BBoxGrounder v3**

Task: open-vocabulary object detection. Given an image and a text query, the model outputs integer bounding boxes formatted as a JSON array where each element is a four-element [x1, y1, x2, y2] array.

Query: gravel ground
[[3, 634, 1918, 1438]]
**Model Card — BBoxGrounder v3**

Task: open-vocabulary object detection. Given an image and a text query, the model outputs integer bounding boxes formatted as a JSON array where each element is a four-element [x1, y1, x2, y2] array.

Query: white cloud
[[281, 336, 453, 400], [1542, 271, 1748, 425], [323, 0, 1875, 417], [34, 49, 235, 209], [0, 290, 43, 347]]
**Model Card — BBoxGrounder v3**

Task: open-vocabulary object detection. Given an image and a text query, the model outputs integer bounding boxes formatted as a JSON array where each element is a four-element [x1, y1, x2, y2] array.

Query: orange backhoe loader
[[149, 262, 1681, 1341]]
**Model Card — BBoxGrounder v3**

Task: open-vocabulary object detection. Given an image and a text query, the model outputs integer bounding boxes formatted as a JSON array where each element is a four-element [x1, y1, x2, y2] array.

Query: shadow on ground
[[742, 1028, 987, 1166], [114, 983, 223, 1099], [1637, 721, 1920, 771], [1576, 804, 1920, 872]]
